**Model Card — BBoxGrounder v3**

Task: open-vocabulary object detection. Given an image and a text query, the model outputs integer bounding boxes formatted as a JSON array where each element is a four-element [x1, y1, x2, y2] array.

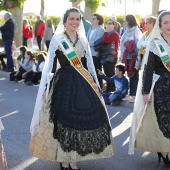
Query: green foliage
[[44, 16, 61, 26], [0, 18, 5, 26], [10, 0, 27, 9], [0, 0, 26, 10], [103, 14, 144, 27], [85, 0, 107, 9], [0, 0, 8, 11]]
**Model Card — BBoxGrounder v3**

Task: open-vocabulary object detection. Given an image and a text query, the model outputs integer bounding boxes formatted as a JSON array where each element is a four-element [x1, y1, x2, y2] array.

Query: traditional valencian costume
[[30, 8, 114, 163], [129, 11, 170, 154]]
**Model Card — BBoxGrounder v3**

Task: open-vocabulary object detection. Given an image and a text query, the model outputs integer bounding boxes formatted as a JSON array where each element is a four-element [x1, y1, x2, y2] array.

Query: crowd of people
[[0, 7, 170, 170]]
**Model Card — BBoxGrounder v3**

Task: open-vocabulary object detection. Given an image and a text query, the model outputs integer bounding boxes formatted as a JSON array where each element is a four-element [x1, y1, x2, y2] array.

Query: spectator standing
[[43, 19, 54, 51], [0, 12, 14, 72], [34, 15, 46, 50], [136, 16, 157, 69], [120, 14, 143, 102], [87, 13, 104, 89], [101, 19, 120, 92], [22, 19, 31, 47], [27, 21, 34, 49], [112, 16, 121, 35]]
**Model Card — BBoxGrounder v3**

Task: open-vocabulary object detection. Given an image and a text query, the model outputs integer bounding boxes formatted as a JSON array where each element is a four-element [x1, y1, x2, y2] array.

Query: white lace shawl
[[128, 11, 170, 154], [30, 8, 100, 136]]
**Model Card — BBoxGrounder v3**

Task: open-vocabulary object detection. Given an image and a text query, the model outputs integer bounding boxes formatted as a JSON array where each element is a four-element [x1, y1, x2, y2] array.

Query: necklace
[[64, 31, 79, 47]]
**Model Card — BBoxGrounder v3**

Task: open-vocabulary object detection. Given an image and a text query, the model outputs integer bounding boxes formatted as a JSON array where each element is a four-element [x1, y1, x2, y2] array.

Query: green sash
[[154, 39, 170, 72], [56, 34, 101, 99]]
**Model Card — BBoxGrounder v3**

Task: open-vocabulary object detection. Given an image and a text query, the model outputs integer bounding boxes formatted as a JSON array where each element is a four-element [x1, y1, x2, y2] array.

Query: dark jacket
[[0, 18, 14, 41]]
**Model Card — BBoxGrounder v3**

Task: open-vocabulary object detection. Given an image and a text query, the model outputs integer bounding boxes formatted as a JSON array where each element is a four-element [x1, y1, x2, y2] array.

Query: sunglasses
[[107, 22, 114, 25], [92, 17, 97, 20]]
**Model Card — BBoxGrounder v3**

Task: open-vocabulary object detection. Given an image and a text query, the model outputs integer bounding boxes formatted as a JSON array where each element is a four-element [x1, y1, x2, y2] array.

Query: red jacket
[[23, 25, 31, 38], [102, 31, 120, 58], [35, 20, 46, 37]]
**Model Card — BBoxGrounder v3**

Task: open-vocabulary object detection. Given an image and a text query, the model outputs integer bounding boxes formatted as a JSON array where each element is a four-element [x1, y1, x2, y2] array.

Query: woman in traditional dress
[[30, 8, 114, 170], [129, 11, 170, 168]]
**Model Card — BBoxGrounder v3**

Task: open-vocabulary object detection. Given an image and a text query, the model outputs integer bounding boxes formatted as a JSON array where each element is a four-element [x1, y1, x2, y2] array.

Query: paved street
[[0, 70, 169, 170]]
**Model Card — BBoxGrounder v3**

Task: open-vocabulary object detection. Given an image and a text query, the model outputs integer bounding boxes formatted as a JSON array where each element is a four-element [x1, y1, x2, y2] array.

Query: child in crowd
[[25, 53, 45, 86], [15, 51, 34, 82], [98, 64, 128, 106], [10, 46, 28, 81]]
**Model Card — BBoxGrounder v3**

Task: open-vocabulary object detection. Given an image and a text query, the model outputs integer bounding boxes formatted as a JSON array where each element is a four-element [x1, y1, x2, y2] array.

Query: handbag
[[93, 38, 105, 52]]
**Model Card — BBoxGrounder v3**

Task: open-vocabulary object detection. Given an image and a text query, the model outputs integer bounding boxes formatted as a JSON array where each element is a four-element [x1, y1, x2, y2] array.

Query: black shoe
[[60, 163, 69, 170], [5, 68, 14, 72], [2, 68, 6, 71], [157, 152, 170, 165], [25, 81, 33, 86], [110, 100, 121, 107]]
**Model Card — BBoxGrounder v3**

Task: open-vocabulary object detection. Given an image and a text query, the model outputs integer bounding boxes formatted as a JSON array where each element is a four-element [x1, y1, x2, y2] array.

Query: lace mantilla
[[55, 120, 111, 156]]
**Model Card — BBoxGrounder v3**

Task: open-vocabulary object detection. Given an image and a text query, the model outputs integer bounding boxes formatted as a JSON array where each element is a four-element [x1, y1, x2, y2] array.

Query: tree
[[40, 0, 44, 19], [71, 0, 82, 8], [1, 0, 27, 46], [152, 0, 161, 15], [70, 0, 107, 21]]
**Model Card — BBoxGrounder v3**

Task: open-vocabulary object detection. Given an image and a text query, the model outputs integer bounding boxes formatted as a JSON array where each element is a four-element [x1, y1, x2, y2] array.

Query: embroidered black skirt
[[48, 66, 112, 156]]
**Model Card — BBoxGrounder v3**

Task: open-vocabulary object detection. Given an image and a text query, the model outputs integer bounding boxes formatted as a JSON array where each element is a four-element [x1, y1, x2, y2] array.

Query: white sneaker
[[129, 96, 136, 103], [122, 95, 130, 100], [33, 84, 39, 87], [18, 79, 25, 83]]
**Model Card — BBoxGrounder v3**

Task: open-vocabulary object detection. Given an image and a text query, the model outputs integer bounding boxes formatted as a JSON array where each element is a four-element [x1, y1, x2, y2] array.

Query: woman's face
[[64, 12, 81, 32], [124, 19, 129, 28], [106, 21, 115, 31], [145, 19, 154, 32], [92, 15, 99, 26], [25, 53, 30, 59], [161, 14, 170, 36]]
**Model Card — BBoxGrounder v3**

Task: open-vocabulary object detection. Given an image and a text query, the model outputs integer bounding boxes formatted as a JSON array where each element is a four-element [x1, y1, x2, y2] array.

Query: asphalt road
[[0, 70, 169, 170]]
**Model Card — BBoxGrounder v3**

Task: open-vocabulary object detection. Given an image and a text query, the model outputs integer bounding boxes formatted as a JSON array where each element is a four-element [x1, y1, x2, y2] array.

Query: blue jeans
[[4, 40, 13, 69], [129, 70, 138, 96], [102, 92, 124, 105]]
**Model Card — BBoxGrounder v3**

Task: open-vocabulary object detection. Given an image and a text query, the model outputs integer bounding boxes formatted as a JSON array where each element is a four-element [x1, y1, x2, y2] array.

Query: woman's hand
[[97, 69, 103, 75], [42, 90, 46, 103], [143, 94, 151, 104], [17, 61, 22, 66], [22, 72, 27, 78]]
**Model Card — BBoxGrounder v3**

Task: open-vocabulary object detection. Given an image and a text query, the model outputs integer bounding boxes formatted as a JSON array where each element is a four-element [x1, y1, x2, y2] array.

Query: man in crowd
[[34, 15, 46, 50], [0, 12, 14, 72]]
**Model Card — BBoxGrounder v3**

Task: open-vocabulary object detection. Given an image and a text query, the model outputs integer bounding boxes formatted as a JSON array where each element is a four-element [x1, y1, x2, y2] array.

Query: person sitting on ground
[[26, 53, 45, 86], [98, 64, 128, 106], [14, 51, 34, 82], [10, 46, 28, 81], [0, 51, 6, 70]]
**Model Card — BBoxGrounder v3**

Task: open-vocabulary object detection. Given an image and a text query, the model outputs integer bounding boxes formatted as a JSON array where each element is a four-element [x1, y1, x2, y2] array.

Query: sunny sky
[[23, 0, 170, 17]]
